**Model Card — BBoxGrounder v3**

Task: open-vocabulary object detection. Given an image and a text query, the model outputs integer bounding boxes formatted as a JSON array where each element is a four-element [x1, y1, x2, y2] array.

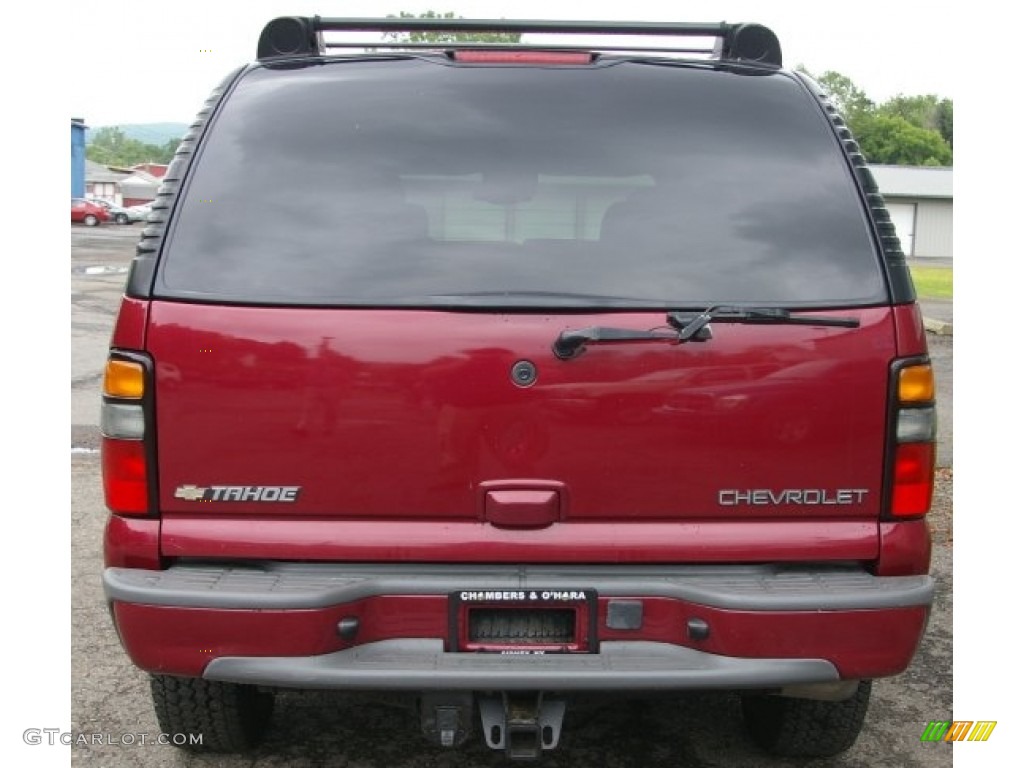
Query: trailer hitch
[[479, 692, 567, 760]]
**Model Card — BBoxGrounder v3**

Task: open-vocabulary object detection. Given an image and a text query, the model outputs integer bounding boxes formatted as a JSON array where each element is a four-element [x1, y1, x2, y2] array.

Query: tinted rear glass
[[157, 59, 886, 308]]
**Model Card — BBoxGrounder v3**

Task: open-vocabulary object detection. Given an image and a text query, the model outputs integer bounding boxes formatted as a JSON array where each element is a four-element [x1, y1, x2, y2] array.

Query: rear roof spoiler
[[256, 17, 782, 67]]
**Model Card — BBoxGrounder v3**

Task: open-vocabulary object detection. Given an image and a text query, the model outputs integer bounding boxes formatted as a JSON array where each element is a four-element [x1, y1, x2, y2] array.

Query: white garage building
[[869, 165, 953, 260]]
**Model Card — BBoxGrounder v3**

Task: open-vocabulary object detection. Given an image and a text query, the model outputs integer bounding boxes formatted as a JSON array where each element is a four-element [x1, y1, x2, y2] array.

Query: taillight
[[101, 353, 154, 516], [102, 439, 149, 512], [886, 360, 936, 518]]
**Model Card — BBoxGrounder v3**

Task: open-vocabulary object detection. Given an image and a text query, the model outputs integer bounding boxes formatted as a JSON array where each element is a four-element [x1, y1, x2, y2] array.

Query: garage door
[[887, 203, 917, 257]]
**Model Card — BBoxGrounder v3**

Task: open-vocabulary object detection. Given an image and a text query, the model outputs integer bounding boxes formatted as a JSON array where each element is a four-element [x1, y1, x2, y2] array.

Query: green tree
[[935, 99, 953, 148], [805, 70, 874, 123], [879, 94, 953, 148], [798, 67, 952, 165], [160, 138, 182, 162], [384, 10, 521, 44], [853, 114, 953, 166], [86, 126, 176, 167]]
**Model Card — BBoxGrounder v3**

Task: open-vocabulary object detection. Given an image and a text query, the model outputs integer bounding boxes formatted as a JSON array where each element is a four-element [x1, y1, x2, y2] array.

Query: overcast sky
[[69, 0, 957, 127]]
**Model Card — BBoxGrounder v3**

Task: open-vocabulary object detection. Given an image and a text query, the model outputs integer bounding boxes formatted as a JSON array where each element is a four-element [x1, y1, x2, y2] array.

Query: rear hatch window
[[156, 58, 886, 308]]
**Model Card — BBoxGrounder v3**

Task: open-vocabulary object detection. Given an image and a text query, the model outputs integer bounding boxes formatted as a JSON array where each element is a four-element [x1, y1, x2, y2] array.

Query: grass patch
[[909, 266, 953, 299]]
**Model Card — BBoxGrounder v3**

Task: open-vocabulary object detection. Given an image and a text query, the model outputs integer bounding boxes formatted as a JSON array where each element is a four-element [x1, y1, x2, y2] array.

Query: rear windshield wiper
[[553, 306, 859, 360], [552, 325, 699, 360], [667, 306, 860, 340]]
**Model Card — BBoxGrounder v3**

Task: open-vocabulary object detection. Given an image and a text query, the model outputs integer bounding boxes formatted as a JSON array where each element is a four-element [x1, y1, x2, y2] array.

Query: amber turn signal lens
[[104, 360, 145, 399], [898, 364, 934, 403]]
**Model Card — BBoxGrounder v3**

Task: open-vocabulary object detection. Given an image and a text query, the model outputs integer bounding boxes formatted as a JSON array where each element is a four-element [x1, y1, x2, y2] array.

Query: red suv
[[101, 17, 936, 760], [71, 197, 110, 226]]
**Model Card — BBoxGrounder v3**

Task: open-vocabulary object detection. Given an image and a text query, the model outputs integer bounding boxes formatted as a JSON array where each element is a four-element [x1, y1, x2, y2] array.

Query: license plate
[[449, 589, 597, 653]]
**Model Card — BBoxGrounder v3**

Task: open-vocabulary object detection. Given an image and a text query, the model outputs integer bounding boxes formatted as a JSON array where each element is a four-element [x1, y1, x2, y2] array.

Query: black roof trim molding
[[794, 70, 916, 305], [126, 66, 247, 299]]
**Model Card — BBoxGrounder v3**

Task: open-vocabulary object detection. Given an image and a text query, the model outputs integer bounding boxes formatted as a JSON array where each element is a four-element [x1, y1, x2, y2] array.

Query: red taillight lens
[[102, 437, 149, 515], [891, 442, 935, 517]]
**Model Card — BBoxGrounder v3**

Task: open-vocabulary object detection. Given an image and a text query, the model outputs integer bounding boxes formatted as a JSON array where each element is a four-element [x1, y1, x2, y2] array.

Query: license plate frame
[[448, 588, 598, 654]]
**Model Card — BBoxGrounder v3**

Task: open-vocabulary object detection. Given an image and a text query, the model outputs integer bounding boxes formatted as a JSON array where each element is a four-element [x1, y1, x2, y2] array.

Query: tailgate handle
[[484, 489, 562, 528]]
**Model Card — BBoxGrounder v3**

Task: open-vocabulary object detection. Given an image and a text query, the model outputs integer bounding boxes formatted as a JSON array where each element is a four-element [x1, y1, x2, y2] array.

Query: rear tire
[[150, 674, 274, 753], [84, 214, 98, 227], [741, 681, 871, 758], [115, 213, 128, 224]]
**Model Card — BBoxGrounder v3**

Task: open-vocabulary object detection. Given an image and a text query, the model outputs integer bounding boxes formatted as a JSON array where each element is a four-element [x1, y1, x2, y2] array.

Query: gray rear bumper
[[204, 638, 840, 691], [108, 563, 933, 692], [103, 562, 934, 612]]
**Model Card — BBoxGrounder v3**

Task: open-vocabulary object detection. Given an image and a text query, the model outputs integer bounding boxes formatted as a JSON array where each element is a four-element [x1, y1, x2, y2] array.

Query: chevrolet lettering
[[719, 489, 871, 506], [101, 15, 937, 761]]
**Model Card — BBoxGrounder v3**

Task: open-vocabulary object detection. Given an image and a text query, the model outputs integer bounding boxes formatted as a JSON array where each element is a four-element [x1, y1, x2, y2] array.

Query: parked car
[[101, 16, 936, 760], [90, 199, 145, 225], [127, 201, 155, 219], [71, 198, 109, 226]]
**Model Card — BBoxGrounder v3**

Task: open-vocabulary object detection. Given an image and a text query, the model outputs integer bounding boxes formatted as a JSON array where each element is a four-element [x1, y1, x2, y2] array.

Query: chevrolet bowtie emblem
[[174, 485, 208, 501]]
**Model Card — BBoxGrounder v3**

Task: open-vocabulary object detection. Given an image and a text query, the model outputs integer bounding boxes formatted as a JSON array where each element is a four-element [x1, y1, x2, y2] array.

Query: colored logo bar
[[921, 721, 997, 742]]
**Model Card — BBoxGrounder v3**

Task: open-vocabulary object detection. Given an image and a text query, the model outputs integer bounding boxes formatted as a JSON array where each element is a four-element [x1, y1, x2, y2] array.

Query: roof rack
[[256, 17, 782, 67]]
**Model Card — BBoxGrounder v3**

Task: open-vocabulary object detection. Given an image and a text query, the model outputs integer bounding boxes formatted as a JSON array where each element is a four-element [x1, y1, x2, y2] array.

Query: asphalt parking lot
[[69, 225, 953, 767]]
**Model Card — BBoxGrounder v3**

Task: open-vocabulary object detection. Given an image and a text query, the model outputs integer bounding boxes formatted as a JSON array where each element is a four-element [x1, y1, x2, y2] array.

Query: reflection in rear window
[[157, 59, 886, 308]]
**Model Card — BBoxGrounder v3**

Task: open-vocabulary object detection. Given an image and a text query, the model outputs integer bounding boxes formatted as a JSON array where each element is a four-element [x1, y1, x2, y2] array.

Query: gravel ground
[[929, 468, 953, 547]]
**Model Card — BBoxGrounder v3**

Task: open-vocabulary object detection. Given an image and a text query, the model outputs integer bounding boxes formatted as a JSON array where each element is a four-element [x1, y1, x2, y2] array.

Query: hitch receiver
[[480, 692, 567, 760]]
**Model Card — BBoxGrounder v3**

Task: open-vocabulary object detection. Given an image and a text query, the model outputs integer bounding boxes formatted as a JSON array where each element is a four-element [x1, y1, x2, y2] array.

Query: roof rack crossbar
[[316, 18, 731, 36], [257, 17, 782, 67], [322, 42, 717, 56]]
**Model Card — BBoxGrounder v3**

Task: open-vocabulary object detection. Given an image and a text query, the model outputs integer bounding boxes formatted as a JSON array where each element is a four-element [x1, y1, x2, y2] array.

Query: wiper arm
[[552, 325, 710, 360], [667, 306, 860, 341], [553, 307, 860, 360]]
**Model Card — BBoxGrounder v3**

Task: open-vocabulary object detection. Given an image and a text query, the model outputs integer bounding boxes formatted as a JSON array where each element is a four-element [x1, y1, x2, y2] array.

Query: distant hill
[[86, 122, 189, 146]]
